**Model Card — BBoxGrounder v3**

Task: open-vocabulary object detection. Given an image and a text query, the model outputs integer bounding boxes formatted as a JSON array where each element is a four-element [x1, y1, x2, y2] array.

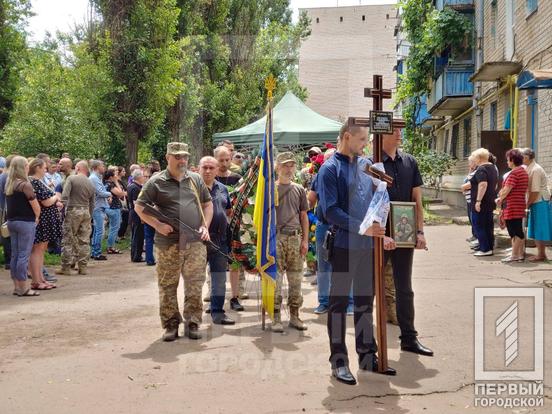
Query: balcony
[[434, 0, 475, 11], [429, 69, 474, 116], [415, 95, 431, 127]]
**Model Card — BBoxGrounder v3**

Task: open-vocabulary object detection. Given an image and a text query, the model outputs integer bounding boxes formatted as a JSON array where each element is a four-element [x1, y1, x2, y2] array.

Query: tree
[[0, 0, 32, 129], [91, 0, 183, 164], [162, 0, 311, 163], [0, 43, 112, 158]]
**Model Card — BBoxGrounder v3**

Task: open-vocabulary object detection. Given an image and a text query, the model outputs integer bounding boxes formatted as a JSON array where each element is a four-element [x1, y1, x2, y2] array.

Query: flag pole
[[260, 74, 276, 331]]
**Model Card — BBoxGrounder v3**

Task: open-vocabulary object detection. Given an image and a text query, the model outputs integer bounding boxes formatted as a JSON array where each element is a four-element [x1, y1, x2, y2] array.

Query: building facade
[[420, 0, 552, 207], [298, 4, 397, 122]]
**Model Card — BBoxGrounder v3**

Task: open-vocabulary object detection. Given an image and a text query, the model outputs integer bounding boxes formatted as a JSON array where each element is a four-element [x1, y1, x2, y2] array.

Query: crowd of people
[[0, 153, 163, 296], [462, 147, 552, 262], [3, 133, 549, 386]]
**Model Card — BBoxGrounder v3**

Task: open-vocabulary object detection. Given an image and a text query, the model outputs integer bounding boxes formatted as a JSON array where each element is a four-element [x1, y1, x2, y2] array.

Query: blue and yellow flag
[[253, 94, 278, 320]]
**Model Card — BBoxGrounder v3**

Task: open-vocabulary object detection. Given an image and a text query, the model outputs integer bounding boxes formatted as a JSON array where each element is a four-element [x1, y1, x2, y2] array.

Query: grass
[[0, 236, 131, 267], [423, 206, 453, 226]]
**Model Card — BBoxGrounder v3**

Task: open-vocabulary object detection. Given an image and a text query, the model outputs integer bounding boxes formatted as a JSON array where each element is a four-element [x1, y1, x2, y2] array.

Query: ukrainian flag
[[253, 98, 277, 319]]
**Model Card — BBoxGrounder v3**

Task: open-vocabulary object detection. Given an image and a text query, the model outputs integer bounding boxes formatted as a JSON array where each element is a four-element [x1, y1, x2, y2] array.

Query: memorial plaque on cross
[[348, 74, 405, 374]]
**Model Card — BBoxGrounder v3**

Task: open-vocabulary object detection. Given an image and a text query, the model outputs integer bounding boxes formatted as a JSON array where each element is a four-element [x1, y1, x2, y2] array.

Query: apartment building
[[422, 0, 552, 207], [298, 4, 397, 122]]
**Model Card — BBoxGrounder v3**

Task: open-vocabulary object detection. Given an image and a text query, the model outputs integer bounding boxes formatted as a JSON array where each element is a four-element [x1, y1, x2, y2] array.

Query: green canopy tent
[[213, 91, 342, 147]]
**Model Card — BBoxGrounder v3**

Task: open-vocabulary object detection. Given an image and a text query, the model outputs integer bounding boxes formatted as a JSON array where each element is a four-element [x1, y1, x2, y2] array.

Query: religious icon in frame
[[390, 202, 417, 248]]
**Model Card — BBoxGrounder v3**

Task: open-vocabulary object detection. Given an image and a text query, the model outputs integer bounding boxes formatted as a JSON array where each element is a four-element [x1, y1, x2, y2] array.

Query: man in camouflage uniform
[[272, 152, 310, 332], [384, 262, 398, 324], [58, 160, 95, 275], [135, 142, 213, 342]]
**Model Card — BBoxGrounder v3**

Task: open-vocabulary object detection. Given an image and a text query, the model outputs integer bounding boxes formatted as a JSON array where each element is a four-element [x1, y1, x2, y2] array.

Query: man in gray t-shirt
[[59, 161, 96, 275], [272, 152, 309, 333]]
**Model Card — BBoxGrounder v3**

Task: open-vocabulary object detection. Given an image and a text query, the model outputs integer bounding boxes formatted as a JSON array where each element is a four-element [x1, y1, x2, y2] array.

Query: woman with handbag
[[5, 156, 42, 296]]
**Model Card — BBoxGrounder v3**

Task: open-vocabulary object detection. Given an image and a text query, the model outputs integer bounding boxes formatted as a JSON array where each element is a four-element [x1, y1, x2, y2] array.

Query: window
[[362, 15, 366, 21], [526, 0, 538, 16], [463, 117, 472, 158], [490, 101, 497, 130], [340, 16, 343, 22], [316, 17, 319, 23], [451, 124, 459, 159]]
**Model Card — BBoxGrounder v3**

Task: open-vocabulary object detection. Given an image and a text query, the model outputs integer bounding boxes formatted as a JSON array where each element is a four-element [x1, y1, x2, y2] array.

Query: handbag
[[0, 209, 9, 238], [1, 222, 9, 238]]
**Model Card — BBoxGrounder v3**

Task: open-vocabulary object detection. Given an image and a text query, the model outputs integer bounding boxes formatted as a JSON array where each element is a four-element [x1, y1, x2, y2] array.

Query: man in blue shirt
[[199, 156, 235, 326], [89, 160, 112, 260], [318, 123, 394, 385]]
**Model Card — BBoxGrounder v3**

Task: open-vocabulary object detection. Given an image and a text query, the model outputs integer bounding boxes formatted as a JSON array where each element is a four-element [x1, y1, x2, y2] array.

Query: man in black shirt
[[214, 145, 245, 310], [214, 146, 242, 187], [377, 128, 433, 357]]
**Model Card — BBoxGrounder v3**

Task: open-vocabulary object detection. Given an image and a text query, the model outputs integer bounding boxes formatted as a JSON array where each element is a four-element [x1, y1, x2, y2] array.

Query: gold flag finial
[[265, 74, 276, 101]]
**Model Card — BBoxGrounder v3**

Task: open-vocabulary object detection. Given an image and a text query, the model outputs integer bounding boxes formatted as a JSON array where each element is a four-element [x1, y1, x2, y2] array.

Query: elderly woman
[[496, 149, 529, 263], [460, 156, 478, 244], [469, 148, 499, 257], [522, 148, 552, 261], [5, 156, 42, 296]]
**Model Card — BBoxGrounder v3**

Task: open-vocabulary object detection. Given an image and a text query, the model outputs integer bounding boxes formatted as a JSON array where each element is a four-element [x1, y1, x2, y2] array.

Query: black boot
[[230, 297, 244, 311], [358, 354, 396, 376], [331, 366, 357, 385], [401, 338, 434, 356]]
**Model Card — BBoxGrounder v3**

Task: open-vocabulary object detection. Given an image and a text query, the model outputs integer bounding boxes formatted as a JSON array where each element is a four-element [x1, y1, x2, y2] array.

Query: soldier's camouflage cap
[[276, 152, 296, 165], [166, 142, 190, 156]]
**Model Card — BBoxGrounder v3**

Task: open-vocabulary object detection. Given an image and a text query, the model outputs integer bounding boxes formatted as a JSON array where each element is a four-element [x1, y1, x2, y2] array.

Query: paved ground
[[0, 224, 551, 413]]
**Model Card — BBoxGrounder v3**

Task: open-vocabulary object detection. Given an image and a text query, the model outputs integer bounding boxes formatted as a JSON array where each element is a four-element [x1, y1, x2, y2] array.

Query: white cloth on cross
[[359, 163, 390, 235]]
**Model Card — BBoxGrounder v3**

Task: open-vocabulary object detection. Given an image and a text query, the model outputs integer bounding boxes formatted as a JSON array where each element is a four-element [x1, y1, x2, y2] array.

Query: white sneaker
[[469, 240, 480, 247], [474, 250, 493, 257]]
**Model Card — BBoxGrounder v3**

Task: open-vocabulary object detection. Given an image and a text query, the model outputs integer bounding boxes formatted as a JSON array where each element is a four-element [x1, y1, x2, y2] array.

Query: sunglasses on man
[[171, 154, 189, 160]]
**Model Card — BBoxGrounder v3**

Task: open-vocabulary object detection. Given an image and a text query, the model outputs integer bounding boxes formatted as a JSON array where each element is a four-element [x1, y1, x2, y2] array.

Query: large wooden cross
[[349, 74, 405, 374]]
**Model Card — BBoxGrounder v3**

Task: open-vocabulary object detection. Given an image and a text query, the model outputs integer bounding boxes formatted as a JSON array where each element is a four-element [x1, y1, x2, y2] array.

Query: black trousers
[[383, 248, 418, 341], [2, 235, 11, 266], [130, 219, 145, 262], [118, 209, 129, 238], [328, 247, 377, 368]]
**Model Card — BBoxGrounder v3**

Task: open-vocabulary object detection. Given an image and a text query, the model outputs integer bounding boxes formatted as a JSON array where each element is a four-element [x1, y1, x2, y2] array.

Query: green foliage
[[0, 0, 32, 129], [403, 128, 455, 190], [396, 1, 473, 108], [91, 0, 183, 164], [0, 0, 309, 164], [167, 0, 310, 162], [0, 44, 113, 158], [397, 0, 468, 185], [416, 150, 455, 188]]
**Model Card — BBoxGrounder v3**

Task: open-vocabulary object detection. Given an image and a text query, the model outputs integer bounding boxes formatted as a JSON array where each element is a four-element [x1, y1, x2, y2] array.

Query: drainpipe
[[475, 0, 485, 147]]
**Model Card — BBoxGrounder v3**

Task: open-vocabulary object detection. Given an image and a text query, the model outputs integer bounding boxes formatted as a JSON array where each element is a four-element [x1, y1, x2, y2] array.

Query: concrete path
[[0, 224, 550, 413]]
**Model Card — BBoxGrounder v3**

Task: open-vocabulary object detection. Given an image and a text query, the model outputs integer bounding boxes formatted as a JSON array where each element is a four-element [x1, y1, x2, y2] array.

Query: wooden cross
[[349, 74, 405, 374]]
